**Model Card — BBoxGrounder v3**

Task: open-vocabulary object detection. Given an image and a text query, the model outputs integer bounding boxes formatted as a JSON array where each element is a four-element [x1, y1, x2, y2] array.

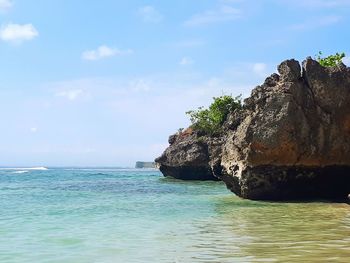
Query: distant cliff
[[135, 162, 156, 169], [156, 57, 350, 200]]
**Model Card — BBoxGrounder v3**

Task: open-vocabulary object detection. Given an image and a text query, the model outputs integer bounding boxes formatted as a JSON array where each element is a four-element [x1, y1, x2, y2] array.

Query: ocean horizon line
[[0, 166, 158, 169]]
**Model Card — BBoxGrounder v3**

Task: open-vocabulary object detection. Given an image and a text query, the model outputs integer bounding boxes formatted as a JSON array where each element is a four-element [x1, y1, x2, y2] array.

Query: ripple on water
[[0, 169, 349, 262]]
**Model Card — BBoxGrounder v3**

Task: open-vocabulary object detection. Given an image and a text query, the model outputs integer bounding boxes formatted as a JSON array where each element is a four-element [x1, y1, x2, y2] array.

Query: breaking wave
[[12, 171, 29, 174], [0, 167, 48, 171]]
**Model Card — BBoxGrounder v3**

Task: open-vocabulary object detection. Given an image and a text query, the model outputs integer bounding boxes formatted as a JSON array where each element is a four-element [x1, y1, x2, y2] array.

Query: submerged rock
[[156, 58, 350, 200]]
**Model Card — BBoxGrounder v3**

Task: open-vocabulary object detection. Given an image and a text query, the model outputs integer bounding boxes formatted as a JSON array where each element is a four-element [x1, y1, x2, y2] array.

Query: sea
[[0, 168, 349, 262]]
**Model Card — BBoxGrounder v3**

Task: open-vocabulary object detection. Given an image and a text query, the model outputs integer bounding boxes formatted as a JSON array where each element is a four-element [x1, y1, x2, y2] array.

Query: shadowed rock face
[[222, 165, 350, 200], [156, 58, 350, 200], [155, 130, 221, 181]]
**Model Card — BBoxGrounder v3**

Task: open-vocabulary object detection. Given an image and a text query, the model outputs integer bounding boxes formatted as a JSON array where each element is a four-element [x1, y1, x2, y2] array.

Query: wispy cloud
[[0, 23, 38, 44], [82, 45, 133, 61], [224, 62, 273, 90], [0, 0, 12, 12], [252, 63, 268, 77], [55, 89, 84, 101], [137, 6, 163, 23], [128, 79, 151, 92], [287, 0, 350, 8], [289, 15, 341, 30], [343, 56, 350, 66], [184, 5, 241, 27], [22, 68, 264, 166], [179, 57, 195, 66]]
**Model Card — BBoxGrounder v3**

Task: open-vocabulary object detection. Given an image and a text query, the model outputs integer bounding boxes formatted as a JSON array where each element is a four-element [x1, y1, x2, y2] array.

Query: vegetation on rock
[[186, 95, 242, 135], [316, 51, 346, 67]]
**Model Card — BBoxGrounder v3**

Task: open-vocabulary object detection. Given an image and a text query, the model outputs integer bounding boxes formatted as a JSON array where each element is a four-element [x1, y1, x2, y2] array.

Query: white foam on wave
[[0, 167, 48, 171], [26, 167, 48, 170], [12, 170, 29, 174]]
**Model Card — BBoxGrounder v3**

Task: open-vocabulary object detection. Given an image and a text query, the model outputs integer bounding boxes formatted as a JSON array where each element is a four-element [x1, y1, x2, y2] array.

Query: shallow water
[[0, 168, 349, 262]]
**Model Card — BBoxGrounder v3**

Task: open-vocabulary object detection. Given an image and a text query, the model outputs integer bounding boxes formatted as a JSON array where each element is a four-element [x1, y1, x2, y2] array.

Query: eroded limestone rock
[[156, 58, 350, 200]]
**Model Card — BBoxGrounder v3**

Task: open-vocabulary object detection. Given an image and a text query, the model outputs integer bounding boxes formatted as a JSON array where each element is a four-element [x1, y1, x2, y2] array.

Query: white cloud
[[138, 6, 163, 23], [82, 45, 133, 61], [343, 56, 350, 66], [0, 23, 38, 44], [252, 63, 267, 77], [290, 15, 341, 30], [30, 127, 38, 133], [0, 0, 12, 12], [179, 57, 195, 66], [184, 5, 241, 26], [55, 89, 84, 101]]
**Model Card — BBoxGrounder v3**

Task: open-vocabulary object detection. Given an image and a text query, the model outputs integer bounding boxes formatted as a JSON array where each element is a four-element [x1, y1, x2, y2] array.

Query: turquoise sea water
[[0, 168, 349, 263]]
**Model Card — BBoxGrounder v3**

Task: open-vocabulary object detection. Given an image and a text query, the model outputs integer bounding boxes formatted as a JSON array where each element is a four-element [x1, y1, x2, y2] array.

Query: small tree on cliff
[[186, 95, 242, 135], [316, 51, 346, 67]]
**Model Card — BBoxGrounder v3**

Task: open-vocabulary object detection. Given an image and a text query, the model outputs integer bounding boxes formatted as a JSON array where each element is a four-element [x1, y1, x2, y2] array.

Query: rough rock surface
[[156, 58, 350, 200], [155, 128, 222, 180]]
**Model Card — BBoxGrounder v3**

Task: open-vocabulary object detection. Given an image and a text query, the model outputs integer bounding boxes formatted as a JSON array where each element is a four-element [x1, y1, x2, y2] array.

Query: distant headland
[[135, 162, 156, 169]]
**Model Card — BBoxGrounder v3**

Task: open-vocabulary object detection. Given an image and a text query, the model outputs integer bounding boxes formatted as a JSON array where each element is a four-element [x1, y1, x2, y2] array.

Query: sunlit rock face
[[156, 58, 350, 200]]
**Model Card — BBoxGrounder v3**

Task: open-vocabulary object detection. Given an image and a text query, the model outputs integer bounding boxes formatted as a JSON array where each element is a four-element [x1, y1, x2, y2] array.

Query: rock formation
[[155, 128, 221, 180], [156, 57, 350, 200]]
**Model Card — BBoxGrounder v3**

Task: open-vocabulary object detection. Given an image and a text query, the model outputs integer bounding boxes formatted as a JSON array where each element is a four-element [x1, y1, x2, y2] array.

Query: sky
[[0, 0, 350, 167]]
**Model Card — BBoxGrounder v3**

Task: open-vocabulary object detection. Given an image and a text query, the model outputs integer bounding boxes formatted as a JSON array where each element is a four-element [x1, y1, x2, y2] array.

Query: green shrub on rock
[[316, 51, 346, 67], [186, 95, 242, 135]]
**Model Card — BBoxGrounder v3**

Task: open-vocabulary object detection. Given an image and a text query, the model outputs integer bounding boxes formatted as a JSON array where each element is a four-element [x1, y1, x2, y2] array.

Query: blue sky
[[0, 0, 349, 167]]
